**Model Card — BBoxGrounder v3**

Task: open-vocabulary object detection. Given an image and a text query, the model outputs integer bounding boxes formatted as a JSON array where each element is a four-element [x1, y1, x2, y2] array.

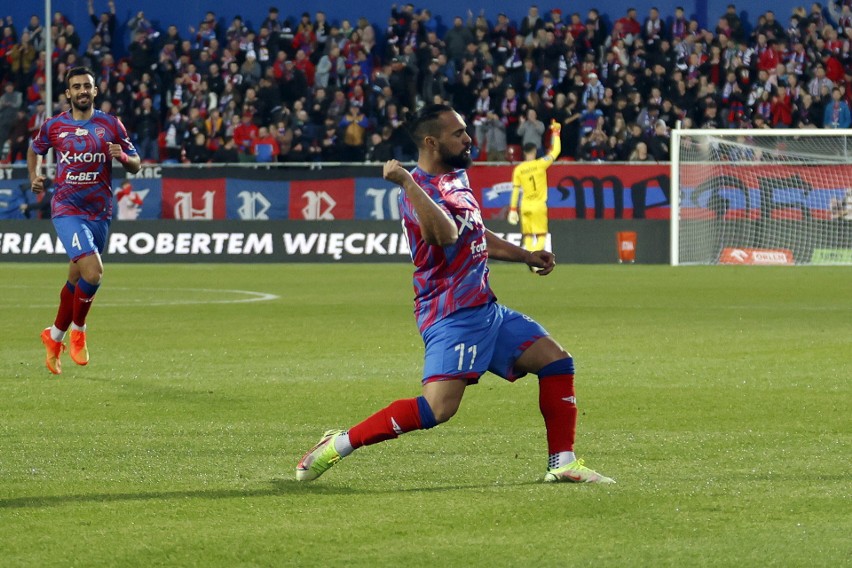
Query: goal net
[[671, 129, 852, 265]]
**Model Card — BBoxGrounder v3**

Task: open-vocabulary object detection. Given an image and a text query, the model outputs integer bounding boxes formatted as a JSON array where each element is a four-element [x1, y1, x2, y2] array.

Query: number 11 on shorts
[[454, 343, 477, 370]]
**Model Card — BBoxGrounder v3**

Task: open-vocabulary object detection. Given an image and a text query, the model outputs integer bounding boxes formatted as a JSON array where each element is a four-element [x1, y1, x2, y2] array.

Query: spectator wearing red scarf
[[758, 40, 784, 73], [616, 8, 642, 38], [823, 52, 845, 83], [233, 112, 258, 153], [293, 50, 315, 87], [770, 91, 793, 126]]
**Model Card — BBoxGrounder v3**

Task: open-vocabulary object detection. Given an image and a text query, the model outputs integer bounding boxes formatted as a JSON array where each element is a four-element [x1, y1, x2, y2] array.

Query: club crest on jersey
[[439, 177, 467, 192], [75, 128, 90, 137], [95, 127, 106, 138]]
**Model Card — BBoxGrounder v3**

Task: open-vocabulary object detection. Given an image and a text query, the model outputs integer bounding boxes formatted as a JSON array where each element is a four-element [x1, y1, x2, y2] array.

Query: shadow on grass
[[0, 479, 538, 509]]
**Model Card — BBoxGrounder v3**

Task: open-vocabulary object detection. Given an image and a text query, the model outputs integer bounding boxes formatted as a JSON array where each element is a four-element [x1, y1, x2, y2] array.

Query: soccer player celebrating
[[28, 66, 141, 374], [508, 120, 561, 253], [296, 104, 613, 484]]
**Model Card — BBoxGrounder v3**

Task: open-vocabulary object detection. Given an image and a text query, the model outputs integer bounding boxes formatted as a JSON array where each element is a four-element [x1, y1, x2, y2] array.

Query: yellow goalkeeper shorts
[[520, 206, 548, 235]]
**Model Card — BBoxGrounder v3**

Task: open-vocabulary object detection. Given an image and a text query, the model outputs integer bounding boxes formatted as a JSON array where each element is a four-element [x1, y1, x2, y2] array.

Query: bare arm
[[108, 142, 142, 174], [485, 229, 555, 275], [27, 147, 46, 193], [383, 160, 457, 246]]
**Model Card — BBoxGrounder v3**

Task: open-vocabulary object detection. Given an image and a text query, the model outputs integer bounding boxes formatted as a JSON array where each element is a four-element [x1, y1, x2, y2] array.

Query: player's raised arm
[[545, 119, 562, 163], [383, 159, 458, 246]]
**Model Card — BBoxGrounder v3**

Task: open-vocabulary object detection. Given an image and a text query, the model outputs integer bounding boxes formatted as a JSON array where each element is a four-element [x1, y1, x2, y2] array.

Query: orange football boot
[[40, 328, 66, 375], [69, 329, 89, 366]]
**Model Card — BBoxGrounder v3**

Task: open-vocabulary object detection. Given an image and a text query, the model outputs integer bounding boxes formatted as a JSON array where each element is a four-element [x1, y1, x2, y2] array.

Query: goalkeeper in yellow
[[508, 120, 561, 252]]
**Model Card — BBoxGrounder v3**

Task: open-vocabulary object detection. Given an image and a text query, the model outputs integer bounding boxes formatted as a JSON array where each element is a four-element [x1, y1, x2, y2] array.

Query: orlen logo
[[720, 247, 794, 265], [59, 151, 107, 165], [753, 251, 792, 264]]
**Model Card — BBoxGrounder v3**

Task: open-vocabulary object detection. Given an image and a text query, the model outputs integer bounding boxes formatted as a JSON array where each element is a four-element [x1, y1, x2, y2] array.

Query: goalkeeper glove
[[508, 209, 519, 225], [550, 119, 562, 136]]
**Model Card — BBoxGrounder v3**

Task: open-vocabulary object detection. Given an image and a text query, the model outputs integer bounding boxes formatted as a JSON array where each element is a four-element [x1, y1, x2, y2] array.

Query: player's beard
[[71, 94, 93, 112], [439, 143, 472, 170]]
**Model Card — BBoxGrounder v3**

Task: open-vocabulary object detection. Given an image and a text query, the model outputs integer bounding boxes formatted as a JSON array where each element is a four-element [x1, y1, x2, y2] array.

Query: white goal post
[[671, 128, 852, 266]]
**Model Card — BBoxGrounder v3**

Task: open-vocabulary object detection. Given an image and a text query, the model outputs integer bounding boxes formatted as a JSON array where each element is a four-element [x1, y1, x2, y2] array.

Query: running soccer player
[[508, 120, 561, 253], [296, 104, 613, 484], [28, 66, 141, 374]]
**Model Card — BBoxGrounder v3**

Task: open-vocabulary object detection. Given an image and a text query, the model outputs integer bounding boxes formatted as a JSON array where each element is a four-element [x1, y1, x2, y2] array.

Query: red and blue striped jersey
[[402, 167, 496, 333], [31, 110, 137, 221]]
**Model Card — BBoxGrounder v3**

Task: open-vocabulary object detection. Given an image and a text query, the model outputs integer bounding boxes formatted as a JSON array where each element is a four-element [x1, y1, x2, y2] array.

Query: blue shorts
[[53, 216, 110, 262], [421, 302, 548, 385]]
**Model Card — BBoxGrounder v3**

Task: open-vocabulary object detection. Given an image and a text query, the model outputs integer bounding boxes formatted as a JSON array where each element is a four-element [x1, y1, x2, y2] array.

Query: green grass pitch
[[0, 262, 849, 567]]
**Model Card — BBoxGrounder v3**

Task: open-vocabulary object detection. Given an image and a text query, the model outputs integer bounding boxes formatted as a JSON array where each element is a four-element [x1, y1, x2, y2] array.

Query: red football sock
[[348, 398, 424, 449], [53, 282, 75, 332], [539, 374, 577, 454], [72, 278, 100, 327]]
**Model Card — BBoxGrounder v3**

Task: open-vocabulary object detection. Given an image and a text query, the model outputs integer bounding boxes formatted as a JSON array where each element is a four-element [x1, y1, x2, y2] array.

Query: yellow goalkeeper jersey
[[510, 134, 561, 211]]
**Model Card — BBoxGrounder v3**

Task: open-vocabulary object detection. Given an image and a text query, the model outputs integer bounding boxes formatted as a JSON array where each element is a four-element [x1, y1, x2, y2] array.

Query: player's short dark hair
[[66, 66, 96, 88], [523, 142, 538, 154], [406, 103, 455, 148]]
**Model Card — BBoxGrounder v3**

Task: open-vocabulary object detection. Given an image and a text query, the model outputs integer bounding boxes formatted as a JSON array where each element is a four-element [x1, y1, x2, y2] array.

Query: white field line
[[0, 286, 280, 308]]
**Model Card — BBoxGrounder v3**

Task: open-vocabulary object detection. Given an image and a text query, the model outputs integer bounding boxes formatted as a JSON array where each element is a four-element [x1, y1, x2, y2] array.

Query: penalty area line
[[1, 287, 280, 308]]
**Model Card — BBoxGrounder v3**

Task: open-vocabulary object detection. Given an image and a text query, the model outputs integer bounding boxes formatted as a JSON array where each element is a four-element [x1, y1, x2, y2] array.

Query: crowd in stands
[[2, 2, 852, 165]]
